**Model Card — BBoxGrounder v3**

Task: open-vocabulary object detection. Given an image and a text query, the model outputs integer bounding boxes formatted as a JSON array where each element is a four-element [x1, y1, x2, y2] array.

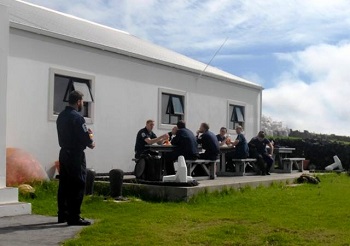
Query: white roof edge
[[10, 21, 263, 91], [15, 0, 130, 35]]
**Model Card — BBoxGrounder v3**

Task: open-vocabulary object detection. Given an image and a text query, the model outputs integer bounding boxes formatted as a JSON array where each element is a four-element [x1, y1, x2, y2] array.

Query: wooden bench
[[232, 158, 257, 176], [185, 159, 219, 180], [282, 158, 305, 173]]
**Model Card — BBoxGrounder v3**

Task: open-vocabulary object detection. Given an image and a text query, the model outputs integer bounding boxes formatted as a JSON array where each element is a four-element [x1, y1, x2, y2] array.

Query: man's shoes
[[57, 213, 67, 223], [67, 218, 91, 226], [58, 216, 67, 223]]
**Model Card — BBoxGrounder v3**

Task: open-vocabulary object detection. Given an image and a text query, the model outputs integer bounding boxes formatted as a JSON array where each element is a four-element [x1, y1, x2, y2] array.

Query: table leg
[[221, 153, 226, 172]]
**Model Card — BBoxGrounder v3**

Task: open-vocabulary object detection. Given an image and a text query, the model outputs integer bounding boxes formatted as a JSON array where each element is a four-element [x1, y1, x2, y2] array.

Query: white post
[[0, 3, 31, 216], [0, 4, 9, 188]]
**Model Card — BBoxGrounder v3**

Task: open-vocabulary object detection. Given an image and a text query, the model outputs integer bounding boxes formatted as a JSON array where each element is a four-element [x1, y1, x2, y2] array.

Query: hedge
[[272, 137, 350, 170]]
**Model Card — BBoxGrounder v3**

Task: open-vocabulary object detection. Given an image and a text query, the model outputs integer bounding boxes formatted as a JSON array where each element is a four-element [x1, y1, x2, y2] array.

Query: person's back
[[57, 107, 91, 151], [198, 130, 220, 160], [171, 127, 198, 160], [234, 133, 249, 158]]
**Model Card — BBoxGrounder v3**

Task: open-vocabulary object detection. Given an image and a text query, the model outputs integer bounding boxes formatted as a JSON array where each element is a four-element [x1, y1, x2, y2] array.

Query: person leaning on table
[[196, 122, 220, 160], [226, 125, 249, 169], [248, 131, 274, 176], [216, 127, 228, 146], [164, 120, 199, 175], [134, 119, 168, 159]]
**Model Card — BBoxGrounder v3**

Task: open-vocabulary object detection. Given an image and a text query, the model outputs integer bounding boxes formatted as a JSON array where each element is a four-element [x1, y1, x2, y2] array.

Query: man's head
[[219, 127, 227, 136], [199, 122, 209, 133], [257, 131, 265, 141], [235, 125, 243, 134], [145, 120, 155, 132], [176, 120, 186, 129], [171, 126, 178, 135], [68, 90, 84, 112]]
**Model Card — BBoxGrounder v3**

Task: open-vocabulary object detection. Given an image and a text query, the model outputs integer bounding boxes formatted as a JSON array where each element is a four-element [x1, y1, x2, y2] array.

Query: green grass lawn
[[20, 174, 350, 246]]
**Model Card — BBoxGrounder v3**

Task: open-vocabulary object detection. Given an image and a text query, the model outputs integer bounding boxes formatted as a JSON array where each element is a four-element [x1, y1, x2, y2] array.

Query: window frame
[[227, 100, 246, 132], [158, 88, 186, 130], [49, 68, 95, 124]]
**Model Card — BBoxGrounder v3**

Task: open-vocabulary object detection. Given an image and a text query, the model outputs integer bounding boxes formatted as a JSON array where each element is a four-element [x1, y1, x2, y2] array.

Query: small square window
[[159, 89, 186, 127], [49, 68, 95, 123], [229, 105, 245, 130]]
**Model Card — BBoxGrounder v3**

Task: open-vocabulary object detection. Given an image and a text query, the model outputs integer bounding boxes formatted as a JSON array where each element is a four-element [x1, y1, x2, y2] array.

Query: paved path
[[0, 215, 88, 246]]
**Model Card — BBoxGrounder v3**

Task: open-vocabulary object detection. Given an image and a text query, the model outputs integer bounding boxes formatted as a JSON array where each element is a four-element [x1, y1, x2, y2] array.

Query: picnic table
[[272, 147, 295, 171], [145, 144, 235, 178]]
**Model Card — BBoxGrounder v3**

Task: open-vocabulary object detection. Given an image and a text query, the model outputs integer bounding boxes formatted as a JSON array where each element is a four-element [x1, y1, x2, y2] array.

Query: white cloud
[[23, 0, 350, 53], [263, 42, 350, 135]]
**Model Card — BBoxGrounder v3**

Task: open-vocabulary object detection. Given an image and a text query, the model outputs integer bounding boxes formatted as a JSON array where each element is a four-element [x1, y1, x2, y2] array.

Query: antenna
[[196, 37, 228, 81]]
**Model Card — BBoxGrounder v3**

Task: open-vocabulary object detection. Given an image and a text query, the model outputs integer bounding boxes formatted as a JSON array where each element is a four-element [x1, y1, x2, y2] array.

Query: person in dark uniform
[[165, 121, 199, 175], [134, 120, 168, 159], [56, 90, 95, 226], [168, 126, 178, 141], [216, 127, 228, 146], [196, 123, 220, 160], [248, 131, 274, 175]]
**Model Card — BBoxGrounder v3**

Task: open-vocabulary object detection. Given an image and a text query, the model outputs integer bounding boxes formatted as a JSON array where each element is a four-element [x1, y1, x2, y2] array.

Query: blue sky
[[23, 0, 350, 135]]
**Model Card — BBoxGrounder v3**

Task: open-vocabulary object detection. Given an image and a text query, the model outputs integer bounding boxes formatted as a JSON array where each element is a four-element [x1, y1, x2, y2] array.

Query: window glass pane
[[172, 96, 184, 115], [170, 116, 178, 124], [73, 82, 93, 102], [162, 93, 170, 124], [54, 75, 69, 115], [230, 105, 235, 122], [235, 106, 244, 122]]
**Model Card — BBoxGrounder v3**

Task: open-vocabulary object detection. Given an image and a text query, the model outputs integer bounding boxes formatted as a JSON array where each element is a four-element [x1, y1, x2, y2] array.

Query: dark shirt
[[56, 106, 93, 151], [197, 131, 220, 159], [134, 127, 157, 157], [234, 133, 249, 157], [249, 137, 270, 154], [216, 134, 226, 143], [171, 128, 199, 159]]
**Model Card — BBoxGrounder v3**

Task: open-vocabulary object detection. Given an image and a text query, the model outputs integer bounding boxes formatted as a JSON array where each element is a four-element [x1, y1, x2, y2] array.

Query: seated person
[[165, 121, 199, 175], [134, 119, 168, 159], [196, 123, 220, 160], [168, 126, 178, 141], [248, 131, 274, 175], [226, 125, 249, 170], [216, 127, 228, 146]]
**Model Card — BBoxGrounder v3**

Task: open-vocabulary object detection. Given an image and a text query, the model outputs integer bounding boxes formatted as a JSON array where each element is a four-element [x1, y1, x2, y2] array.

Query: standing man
[[197, 123, 220, 160], [248, 131, 274, 175], [56, 90, 95, 226], [134, 120, 168, 159], [165, 120, 199, 174]]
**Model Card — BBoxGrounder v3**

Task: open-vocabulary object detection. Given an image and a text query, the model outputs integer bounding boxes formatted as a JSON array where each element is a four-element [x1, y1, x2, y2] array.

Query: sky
[[23, 0, 350, 136]]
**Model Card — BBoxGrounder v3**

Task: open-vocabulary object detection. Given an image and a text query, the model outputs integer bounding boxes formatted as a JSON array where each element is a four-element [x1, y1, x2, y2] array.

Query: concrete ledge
[[122, 172, 305, 202], [0, 202, 31, 217]]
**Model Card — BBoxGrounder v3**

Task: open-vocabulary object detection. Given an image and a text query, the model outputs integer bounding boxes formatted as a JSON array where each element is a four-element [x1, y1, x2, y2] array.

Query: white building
[[0, 0, 263, 185]]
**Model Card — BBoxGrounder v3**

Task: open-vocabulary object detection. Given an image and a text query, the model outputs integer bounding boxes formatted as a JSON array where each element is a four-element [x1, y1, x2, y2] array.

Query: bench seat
[[231, 158, 257, 176], [282, 158, 305, 173], [186, 159, 219, 180]]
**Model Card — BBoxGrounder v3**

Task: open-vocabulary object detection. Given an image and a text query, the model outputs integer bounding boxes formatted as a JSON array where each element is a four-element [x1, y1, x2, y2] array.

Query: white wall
[[0, 5, 9, 187], [7, 28, 261, 173]]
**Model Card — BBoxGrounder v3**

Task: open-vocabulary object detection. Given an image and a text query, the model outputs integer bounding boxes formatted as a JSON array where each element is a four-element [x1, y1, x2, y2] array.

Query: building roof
[[2, 0, 263, 90]]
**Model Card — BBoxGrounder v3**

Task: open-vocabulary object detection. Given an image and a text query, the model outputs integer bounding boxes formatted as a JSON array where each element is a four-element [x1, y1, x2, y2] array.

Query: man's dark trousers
[[58, 148, 87, 222]]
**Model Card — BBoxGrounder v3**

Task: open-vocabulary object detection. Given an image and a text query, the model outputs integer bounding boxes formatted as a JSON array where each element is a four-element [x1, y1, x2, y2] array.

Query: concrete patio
[[122, 171, 306, 201]]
